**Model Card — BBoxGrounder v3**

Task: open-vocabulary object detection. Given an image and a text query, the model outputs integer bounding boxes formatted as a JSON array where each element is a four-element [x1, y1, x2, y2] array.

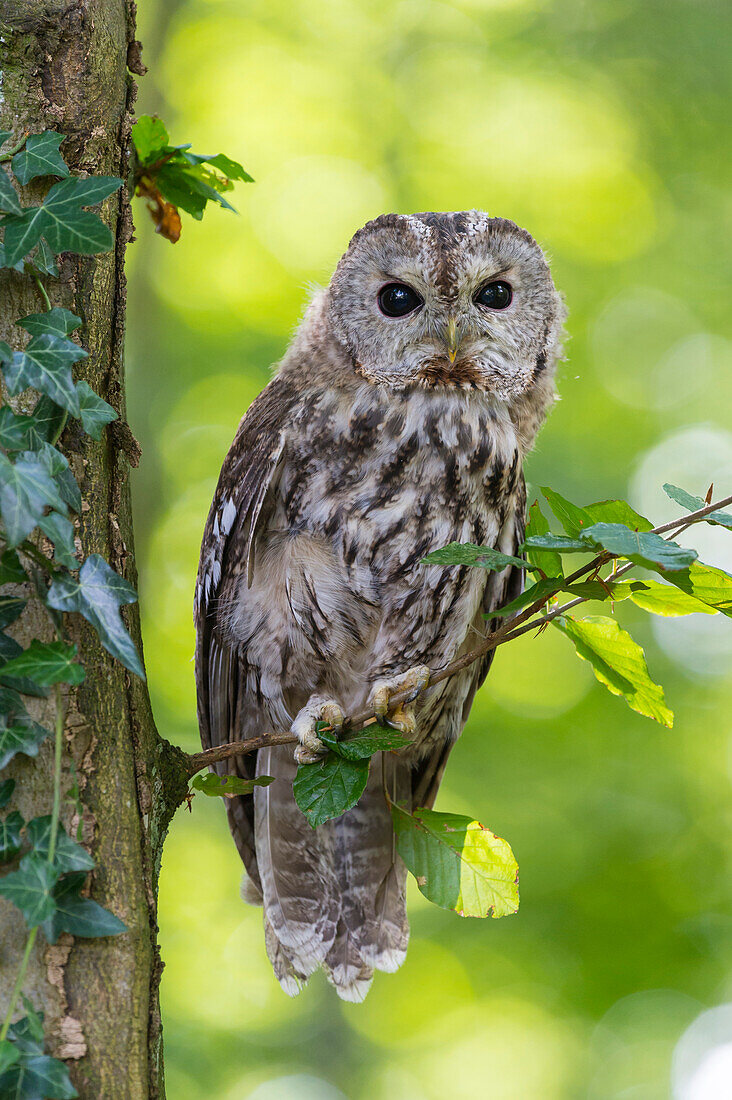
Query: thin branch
[[186, 491, 731, 776]]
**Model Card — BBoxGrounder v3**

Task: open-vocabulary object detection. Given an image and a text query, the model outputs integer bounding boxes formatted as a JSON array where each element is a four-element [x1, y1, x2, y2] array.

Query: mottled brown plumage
[[195, 211, 564, 999]]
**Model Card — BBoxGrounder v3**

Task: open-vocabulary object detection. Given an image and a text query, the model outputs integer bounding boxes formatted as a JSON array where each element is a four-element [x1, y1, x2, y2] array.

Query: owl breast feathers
[[195, 211, 564, 1000]]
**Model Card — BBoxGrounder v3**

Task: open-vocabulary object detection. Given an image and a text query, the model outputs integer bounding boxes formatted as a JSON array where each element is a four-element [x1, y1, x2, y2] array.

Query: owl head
[[326, 211, 565, 401]]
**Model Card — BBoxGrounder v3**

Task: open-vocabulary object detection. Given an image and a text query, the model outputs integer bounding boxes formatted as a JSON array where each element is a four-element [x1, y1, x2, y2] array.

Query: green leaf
[[0, 166, 22, 215], [663, 484, 732, 530], [0, 711, 51, 770], [35, 443, 81, 513], [8, 1004, 44, 1052], [75, 380, 117, 439], [41, 871, 126, 944], [554, 615, 673, 727], [0, 779, 15, 809], [17, 308, 81, 338], [37, 511, 78, 570], [583, 498, 654, 531], [664, 560, 732, 617], [1, 206, 47, 266], [391, 804, 519, 918], [0, 451, 68, 546], [522, 533, 587, 553], [0, 641, 85, 687], [3, 333, 86, 417], [189, 773, 275, 797], [33, 237, 59, 277], [0, 595, 27, 630], [0, 851, 59, 927], [293, 754, 369, 827], [1, 177, 121, 265], [201, 152, 253, 181], [0, 811, 24, 862], [541, 487, 593, 536], [317, 723, 411, 760], [24, 397, 67, 449], [0, 1040, 20, 1076], [47, 555, 144, 678], [11, 132, 69, 184], [422, 542, 530, 571], [490, 577, 563, 617], [0, 1052, 78, 1099], [0, 549, 26, 584], [624, 579, 717, 617], [581, 523, 697, 572], [131, 115, 170, 163], [0, 408, 39, 452], [25, 817, 94, 873], [524, 500, 562, 576], [154, 164, 208, 219]]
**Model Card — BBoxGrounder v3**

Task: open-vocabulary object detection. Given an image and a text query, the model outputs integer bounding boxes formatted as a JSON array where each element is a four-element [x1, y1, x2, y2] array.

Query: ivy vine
[[0, 122, 250, 1097]]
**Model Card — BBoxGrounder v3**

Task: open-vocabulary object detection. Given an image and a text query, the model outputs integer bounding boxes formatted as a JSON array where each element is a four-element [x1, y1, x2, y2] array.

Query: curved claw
[[368, 665, 430, 735], [291, 696, 344, 765]]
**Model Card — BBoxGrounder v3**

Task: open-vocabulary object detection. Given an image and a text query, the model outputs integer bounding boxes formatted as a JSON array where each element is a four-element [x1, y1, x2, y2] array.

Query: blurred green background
[[126, 1, 732, 1096]]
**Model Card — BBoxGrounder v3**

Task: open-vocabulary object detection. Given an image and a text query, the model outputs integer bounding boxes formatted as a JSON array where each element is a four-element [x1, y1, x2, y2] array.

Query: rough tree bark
[[0, 3, 187, 1097]]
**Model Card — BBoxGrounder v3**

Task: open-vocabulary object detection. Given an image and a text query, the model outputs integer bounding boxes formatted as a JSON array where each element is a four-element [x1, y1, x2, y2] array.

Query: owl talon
[[368, 665, 430, 736], [291, 696, 344, 765]]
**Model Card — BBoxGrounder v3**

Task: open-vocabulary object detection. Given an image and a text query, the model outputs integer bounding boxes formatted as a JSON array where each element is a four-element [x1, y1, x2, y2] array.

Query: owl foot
[[291, 696, 345, 765], [368, 665, 430, 736]]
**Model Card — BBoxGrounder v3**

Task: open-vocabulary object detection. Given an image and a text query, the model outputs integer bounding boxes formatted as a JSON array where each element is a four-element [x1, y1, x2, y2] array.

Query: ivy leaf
[[554, 615, 673, 727], [0, 550, 26, 585], [0, 407, 39, 451], [0, 641, 85, 687], [33, 238, 59, 277], [541, 487, 594, 536], [3, 333, 85, 417], [0, 851, 59, 927], [317, 723, 411, 760], [0, 450, 68, 546], [131, 115, 170, 163], [25, 817, 94, 873], [0, 595, 27, 629], [0, 1041, 20, 1076], [17, 308, 81, 339], [0, 636, 49, 698], [189, 773, 274, 798], [422, 542, 531, 571], [581, 523, 697, 572], [23, 397, 67, 449], [0, 166, 22, 215], [11, 132, 69, 184], [663, 484, 732, 530], [0, 812, 24, 862], [37, 511, 78, 570], [0, 1052, 78, 1099], [0, 711, 51, 770], [0, 205, 47, 267], [524, 500, 562, 577], [8, 1003, 44, 1052], [391, 805, 519, 918], [0, 778, 16, 809], [75, 380, 117, 439], [624, 580, 717, 617], [583, 499, 654, 531], [41, 871, 126, 944], [293, 754, 369, 828], [47, 555, 144, 678], [664, 561, 732, 617], [35, 443, 81, 513], [1, 176, 122, 266]]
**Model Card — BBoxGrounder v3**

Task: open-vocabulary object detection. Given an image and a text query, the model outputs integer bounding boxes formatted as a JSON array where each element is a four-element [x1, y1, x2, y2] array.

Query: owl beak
[[446, 317, 461, 364]]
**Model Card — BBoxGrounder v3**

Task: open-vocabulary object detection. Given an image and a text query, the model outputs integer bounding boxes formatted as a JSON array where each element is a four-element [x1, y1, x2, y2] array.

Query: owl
[[195, 211, 564, 1001]]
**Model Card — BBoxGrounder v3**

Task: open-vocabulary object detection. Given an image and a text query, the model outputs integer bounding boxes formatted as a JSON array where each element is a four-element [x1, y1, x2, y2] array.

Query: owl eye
[[378, 283, 423, 318], [475, 281, 513, 310]]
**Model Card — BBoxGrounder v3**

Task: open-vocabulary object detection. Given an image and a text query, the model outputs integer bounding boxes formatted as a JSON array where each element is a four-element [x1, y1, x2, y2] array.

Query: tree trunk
[[0, 3, 186, 1096]]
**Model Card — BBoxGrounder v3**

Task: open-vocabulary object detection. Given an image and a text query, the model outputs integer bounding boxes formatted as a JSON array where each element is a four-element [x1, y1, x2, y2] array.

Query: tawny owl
[[195, 211, 564, 1001]]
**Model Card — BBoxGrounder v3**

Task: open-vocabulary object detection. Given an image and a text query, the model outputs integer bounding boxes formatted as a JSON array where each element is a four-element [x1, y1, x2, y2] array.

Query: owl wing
[[411, 477, 527, 810], [194, 375, 296, 877]]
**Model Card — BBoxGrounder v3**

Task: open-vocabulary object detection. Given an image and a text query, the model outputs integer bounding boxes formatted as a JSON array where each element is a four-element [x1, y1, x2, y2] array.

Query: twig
[[186, 491, 732, 776]]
